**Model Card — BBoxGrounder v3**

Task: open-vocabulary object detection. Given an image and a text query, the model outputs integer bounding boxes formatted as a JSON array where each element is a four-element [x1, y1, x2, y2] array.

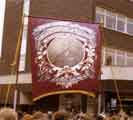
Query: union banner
[[29, 17, 101, 101]]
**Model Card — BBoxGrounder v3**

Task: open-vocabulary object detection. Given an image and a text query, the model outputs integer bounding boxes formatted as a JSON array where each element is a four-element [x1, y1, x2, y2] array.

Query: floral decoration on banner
[[32, 21, 96, 88]]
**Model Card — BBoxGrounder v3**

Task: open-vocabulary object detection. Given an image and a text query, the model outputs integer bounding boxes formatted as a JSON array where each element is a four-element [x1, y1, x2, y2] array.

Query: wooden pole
[[4, 1, 24, 109], [111, 67, 123, 110], [12, 12, 24, 110]]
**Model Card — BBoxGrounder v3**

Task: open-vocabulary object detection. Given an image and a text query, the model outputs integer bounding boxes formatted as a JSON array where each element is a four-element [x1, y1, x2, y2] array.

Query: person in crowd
[[32, 111, 48, 120], [85, 113, 96, 120], [73, 112, 91, 120], [105, 113, 112, 120], [97, 113, 106, 120], [17, 110, 24, 120], [111, 110, 120, 120], [21, 114, 33, 120], [53, 111, 70, 120], [48, 111, 52, 120], [0, 107, 18, 120], [118, 110, 129, 120]]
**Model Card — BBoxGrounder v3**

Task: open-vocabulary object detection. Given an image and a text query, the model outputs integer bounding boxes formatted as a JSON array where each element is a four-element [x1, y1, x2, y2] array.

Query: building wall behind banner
[[0, 0, 23, 75], [30, 0, 95, 21]]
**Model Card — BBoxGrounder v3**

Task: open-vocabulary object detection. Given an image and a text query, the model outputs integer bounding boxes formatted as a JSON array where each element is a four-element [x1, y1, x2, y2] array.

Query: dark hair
[[97, 116, 104, 120], [55, 116, 65, 120]]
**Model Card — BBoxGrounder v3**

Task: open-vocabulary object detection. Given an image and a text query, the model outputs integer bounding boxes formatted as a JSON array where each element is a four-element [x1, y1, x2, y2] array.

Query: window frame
[[126, 18, 133, 36], [0, 0, 6, 57], [19, 0, 30, 71]]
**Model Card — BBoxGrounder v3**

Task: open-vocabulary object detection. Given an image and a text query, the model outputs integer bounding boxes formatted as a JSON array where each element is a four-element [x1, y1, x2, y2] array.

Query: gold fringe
[[33, 90, 96, 101]]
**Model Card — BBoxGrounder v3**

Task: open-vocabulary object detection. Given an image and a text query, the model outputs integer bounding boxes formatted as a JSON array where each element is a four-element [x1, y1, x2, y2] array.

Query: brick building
[[0, 0, 133, 114]]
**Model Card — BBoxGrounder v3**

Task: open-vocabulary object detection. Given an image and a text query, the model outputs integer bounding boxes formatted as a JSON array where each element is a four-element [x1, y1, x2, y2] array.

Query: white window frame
[[114, 49, 117, 65], [125, 17, 128, 33], [105, 48, 116, 65], [96, 7, 106, 25], [19, 0, 30, 71], [116, 14, 126, 33], [0, 0, 6, 57], [105, 10, 117, 30], [124, 52, 127, 65]]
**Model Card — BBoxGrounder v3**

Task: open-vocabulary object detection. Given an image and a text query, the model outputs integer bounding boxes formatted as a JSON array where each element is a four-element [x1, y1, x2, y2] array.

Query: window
[[103, 47, 133, 66], [95, 7, 105, 24], [117, 14, 125, 32], [95, 13, 104, 24], [106, 11, 116, 30], [116, 50, 125, 66], [127, 52, 133, 66], [105, 48, 115, 65], [0, 0, 6, 57], [19, 23, 28, 71], [19, 0, 30, 71], [127, 18, 133, 35], [95, 7, 133, 36]]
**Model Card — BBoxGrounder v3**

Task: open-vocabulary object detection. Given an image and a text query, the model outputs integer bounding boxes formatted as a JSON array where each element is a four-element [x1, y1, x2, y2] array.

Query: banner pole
[[13, 16, 24, 111], [111, 67, 123, 110], [10, 3, 24, 110]]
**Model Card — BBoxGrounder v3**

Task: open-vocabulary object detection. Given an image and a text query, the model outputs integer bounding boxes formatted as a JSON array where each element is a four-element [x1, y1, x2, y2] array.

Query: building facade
[[0, 0, 133, 114]]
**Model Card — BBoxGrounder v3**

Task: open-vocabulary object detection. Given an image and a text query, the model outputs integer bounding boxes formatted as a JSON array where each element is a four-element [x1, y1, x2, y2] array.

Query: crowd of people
[[0, 107, 130, 120]]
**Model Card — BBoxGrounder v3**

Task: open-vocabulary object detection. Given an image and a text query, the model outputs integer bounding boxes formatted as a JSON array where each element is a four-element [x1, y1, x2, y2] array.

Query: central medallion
[[47, 36, 84, 68]]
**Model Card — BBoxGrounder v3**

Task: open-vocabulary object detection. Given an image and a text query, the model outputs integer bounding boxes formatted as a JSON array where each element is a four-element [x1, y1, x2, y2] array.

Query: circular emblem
[[47, 35, 84, 68], [33, 21, 96, 88]]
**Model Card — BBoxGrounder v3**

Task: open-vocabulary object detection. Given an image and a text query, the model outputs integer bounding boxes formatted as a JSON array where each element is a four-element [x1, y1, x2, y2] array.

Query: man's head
[[97, 113, 106, 120], [0, 107, 18, 120], [32, 111, 48, 120]]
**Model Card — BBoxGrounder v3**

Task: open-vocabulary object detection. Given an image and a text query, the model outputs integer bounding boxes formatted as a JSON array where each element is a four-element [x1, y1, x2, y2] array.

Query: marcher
[[53, 111, 70, 120], [32, 111, 48, 120], [22, 114, 33, 120], [0, 107, 18, 120]]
